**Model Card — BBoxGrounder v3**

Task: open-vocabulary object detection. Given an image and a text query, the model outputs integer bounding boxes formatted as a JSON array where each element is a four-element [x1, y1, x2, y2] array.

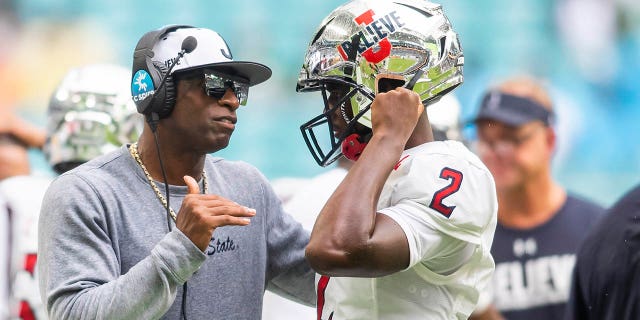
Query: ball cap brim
[[197, 61, 272, 86], [473, 91, 555, 126], [152, 27, 272, 86]]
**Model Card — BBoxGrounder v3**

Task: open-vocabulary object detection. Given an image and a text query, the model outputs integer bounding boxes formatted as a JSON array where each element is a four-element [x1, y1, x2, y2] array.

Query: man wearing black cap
[[38, 26, 314, 319], [470, 77, 603, 320]]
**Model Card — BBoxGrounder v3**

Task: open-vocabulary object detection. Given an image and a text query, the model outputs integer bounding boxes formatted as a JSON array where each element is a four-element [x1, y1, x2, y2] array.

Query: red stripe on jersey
[[317, 275, 331, 320], [394, 155, 410, 170], [24, 253, 37, 276], [19, 300, 35, 320]]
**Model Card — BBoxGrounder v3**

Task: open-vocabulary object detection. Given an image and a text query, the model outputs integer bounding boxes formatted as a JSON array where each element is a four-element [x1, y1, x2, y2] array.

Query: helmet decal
[[337, 9, 405, 64]]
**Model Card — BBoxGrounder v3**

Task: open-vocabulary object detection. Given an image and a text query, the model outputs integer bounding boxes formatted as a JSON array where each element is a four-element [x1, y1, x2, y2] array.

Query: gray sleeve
[[37, 174, 206, 320], [258, 171, 316, 307]]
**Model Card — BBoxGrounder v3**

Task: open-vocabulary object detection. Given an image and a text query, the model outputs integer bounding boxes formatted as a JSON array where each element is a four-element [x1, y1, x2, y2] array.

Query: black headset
[[132, 25, 195, 120], [132, 25, 200, 320]]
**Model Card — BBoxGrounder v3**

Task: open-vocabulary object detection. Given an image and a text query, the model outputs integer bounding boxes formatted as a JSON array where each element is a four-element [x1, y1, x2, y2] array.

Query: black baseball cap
[[473, 91, 555, 126]]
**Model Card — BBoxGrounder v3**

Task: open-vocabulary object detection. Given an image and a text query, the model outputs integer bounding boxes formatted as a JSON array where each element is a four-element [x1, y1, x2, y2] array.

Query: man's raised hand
[[176, 175, 256, 251]]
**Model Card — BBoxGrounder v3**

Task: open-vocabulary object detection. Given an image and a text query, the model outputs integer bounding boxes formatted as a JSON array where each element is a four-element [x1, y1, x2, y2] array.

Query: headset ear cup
[[162, 74, 176, 118], [150, 61, 176, 118]]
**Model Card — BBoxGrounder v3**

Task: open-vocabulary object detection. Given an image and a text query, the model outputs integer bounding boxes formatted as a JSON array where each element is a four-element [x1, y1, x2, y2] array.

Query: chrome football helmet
[[297, 0, 464, 166], [45, 64, 144, 174]]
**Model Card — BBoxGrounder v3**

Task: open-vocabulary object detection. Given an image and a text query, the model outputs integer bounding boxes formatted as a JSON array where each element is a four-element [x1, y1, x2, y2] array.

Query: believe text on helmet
[[337, 9, 405, 64]]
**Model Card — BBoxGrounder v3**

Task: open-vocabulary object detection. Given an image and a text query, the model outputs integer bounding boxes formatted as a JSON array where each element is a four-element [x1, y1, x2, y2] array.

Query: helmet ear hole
[[377, 77, 405, 94]]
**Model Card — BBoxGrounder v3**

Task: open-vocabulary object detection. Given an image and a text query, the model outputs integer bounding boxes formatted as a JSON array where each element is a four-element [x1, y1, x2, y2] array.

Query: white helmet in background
[[427, 93, 464, 142], [44, 64, 143, 174]]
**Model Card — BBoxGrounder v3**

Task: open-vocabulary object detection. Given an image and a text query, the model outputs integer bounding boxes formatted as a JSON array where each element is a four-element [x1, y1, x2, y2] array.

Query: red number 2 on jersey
[[429, 167, 463, 218]]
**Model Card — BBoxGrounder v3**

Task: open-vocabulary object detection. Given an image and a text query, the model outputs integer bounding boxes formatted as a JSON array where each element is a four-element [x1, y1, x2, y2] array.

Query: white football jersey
[[0, 175, 52, 320], [317, 141, 498, 320]]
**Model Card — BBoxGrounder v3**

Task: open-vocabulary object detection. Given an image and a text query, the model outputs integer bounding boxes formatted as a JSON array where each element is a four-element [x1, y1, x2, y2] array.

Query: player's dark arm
[[306, 88, 424, 278]]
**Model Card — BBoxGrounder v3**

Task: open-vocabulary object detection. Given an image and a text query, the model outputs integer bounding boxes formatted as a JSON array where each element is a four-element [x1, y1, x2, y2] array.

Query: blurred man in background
[[470, 77, 603, 320], [0, 63, 142, 320], [0, 130, 49, 320], [0, 107, 47, 320], [0, 111, 45, 181]]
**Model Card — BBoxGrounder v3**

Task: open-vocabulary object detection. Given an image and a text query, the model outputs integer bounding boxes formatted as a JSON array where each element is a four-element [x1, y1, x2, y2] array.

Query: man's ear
[[545, 126, 557, 154]]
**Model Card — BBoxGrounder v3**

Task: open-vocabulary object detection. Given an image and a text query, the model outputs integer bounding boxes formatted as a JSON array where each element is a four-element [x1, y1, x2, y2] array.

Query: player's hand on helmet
[[371, 87, 424, 144], [176, 175, 255, 252]]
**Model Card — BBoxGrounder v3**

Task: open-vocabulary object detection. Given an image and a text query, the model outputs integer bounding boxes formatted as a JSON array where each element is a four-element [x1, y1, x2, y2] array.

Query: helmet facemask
[[299, 77, 374, 167]]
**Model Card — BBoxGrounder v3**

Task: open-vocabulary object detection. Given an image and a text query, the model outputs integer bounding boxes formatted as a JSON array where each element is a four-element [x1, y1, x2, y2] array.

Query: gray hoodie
[[38, 145, 314, 320]]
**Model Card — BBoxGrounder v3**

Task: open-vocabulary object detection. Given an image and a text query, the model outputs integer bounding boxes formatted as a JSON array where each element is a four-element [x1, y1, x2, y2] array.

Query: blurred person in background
[[42, 64, 143, 175], [0, 108, 46, 320], [565, 183, 640, 320], [0, 63, 142, 320], [263, 93, 467, 319], [0, 109, 46, 183], [0, 134, 34, 182], [0, 125, 49, 320], [470, 77, 604, 320]]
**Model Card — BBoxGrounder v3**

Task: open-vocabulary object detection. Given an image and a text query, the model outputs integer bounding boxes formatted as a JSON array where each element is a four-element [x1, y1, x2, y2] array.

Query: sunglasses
[[203, 71, 250, 106]]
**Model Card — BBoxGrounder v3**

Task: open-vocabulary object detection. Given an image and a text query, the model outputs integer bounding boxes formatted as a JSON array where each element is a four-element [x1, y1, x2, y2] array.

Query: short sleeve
[[378, 147, 497, 270]]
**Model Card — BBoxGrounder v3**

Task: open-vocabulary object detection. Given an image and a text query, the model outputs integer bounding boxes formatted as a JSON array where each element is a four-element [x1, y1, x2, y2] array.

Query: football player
[[297, 0, 498, 319], [263, 92, 467, 320], [0, 64, 142, 320]]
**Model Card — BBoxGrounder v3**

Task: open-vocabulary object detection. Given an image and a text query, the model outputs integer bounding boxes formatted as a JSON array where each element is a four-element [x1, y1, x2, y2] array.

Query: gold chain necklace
[[128, 142, 208, 221]]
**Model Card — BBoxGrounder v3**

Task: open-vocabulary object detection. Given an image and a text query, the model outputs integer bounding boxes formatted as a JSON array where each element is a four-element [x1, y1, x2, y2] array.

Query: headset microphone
[[181, 36, 197, 54], [147, 36, 198, 131], [136, 35, 199, 235]]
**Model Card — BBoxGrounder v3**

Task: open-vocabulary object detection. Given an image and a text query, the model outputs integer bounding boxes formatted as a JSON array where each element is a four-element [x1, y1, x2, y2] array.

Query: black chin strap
[[404, 69, 424, 90]]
